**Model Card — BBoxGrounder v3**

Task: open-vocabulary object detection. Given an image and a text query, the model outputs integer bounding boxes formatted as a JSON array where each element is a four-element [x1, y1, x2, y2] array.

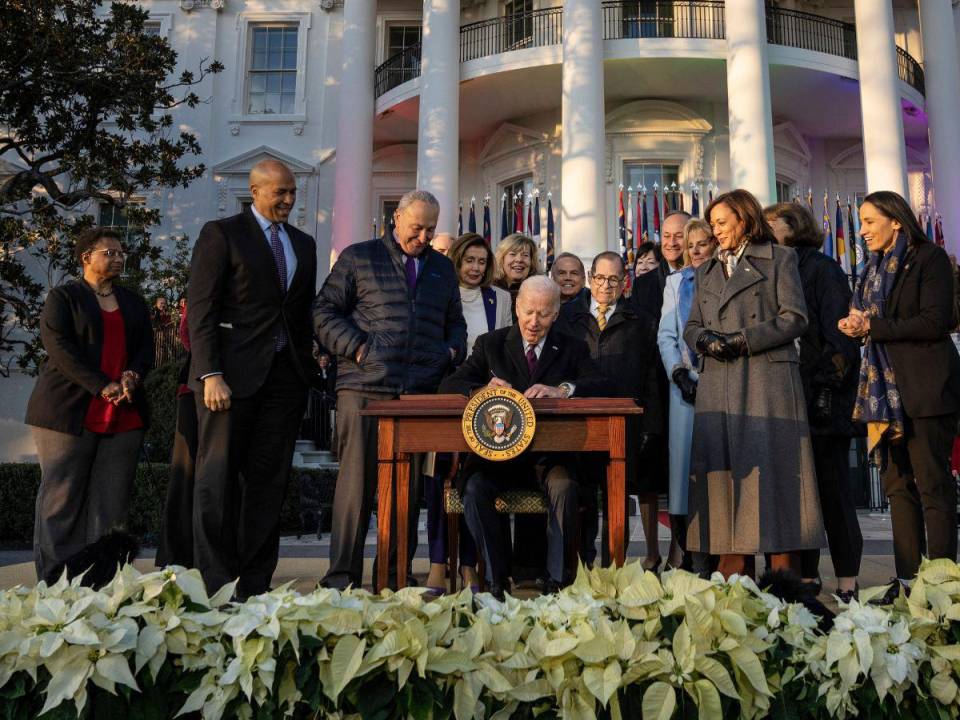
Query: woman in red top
[[26, 227, 153, 583]]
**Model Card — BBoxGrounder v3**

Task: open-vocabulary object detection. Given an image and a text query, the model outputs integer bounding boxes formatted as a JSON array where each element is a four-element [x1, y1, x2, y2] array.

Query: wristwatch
[[558, 382, 574, 398]]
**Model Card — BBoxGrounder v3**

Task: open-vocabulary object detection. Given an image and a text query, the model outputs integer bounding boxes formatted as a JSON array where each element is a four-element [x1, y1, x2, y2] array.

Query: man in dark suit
[[313, 189, 467, 591], [187, 158, 318, 598], [555, 251, 661, 568], [439, 276, 606, 598]]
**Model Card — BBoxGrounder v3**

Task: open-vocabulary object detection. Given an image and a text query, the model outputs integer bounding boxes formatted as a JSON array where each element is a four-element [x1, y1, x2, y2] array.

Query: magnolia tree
[[0, 0, 222, 375]]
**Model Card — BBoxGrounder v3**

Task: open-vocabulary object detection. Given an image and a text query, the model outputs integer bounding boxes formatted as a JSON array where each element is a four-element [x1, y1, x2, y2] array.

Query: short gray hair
[[397, 190, 440, 212], [517, 275, 560, 310]]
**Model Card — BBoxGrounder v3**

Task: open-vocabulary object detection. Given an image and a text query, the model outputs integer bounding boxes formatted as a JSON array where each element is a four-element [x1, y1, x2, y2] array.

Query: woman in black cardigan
[[26, 227, 153, 583], [839, 191, 960, 595]]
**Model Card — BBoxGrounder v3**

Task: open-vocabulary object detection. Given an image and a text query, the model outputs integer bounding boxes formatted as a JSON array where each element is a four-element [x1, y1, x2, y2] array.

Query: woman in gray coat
[[683, 189, 825, 579]]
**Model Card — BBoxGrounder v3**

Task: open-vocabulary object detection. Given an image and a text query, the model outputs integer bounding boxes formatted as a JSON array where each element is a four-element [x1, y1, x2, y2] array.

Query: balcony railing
[[374, 41, 421, 98], [602, 1, 725, 41], [373, 2, 925, 100], [461, 7, 563, 62], [897, 46, 925, 96], [766, 6, 856, 60]]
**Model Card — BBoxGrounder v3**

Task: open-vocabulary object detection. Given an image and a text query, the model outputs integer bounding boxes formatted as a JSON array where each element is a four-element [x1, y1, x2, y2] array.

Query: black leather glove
[[695, 330, 732, 361], [672, 367, 698, 405], [812, 387, 832, 425], [723, 331, 749, 358]]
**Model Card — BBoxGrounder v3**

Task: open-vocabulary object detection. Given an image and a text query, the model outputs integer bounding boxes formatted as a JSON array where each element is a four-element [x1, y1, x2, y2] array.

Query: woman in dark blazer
[[26, 227, 153, 583], [683, 189, 825, 579], [839, 191, 960, 595], [766, 202, 863, 602]]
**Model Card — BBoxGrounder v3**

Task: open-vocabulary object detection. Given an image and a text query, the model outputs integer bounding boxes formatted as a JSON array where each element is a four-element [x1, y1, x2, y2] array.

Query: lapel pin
[[551, 345, 558, 351]]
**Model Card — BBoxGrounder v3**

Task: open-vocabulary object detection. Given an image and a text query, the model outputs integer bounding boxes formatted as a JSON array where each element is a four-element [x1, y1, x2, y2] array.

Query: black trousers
[[882, 413, 959, 579], [463, 461, 580, 586], [322, 389, 421, 590], [156, 391, 198, 568], [192, 348, 307, 597], [800, 435, 863, 579]]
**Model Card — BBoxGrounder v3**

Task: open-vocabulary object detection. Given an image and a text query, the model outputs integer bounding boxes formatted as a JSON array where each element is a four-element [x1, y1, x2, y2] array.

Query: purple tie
[[525, 345, 538, 376], [404, 255, 418, 292], [269, 223, 288, 351]]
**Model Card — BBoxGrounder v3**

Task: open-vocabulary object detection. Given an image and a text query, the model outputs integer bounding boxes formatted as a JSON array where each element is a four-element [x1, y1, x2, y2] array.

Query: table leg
[[376, 418, 395, 592], [606, 416, 627, 567], [396, 452, 411, 590]]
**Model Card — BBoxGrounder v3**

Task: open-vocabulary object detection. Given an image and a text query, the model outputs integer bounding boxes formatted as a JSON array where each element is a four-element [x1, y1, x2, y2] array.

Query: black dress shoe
[[872, 578, 908, 606]]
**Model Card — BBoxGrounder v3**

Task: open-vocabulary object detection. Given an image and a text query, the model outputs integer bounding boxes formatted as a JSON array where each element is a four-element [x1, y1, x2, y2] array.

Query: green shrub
[[142, 360, 181, 463], [0, 462, 337, 547]]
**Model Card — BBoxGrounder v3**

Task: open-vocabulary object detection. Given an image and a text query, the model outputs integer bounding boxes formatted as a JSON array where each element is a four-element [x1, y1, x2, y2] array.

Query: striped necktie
[[596, 303, 609, 331]]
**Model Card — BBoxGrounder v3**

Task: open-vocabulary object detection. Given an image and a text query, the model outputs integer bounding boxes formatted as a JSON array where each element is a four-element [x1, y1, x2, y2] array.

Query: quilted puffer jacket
[[313, 236, 467, 394]]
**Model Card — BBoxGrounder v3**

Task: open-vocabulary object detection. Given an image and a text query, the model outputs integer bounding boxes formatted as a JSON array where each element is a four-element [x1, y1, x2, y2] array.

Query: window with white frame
[[499, 176, 534, 239], [504, 0, 533, 47], [383, 25, 421, 91], [143, 22, 162, 37], [247, 25, 299, 115], [624, 162, 681, 211], [776, 178, 795, 203]]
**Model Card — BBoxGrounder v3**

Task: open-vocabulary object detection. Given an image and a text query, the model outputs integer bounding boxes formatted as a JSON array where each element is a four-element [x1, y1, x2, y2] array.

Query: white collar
[[589, 297, 617, 315], [250, 204, 279, 232]]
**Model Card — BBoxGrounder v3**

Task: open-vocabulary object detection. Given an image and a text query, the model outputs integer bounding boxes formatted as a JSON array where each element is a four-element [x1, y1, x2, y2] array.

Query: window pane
[[264, 93, 280, 113], [249, 74, 266, 93], [267, 72, 281, 93], [248, 94, 265, 114], [283, 46, 297, 69], [281, 73, 296, 93], [280, 94, 295, 114]]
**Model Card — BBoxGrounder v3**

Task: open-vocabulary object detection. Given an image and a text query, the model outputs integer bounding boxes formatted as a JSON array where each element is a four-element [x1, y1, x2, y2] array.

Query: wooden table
[[362, 395, 643, 591]]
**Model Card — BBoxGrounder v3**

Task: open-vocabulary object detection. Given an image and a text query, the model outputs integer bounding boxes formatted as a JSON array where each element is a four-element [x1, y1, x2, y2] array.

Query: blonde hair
[[682, 218, 713, 266], [494, 233, 541, 282]]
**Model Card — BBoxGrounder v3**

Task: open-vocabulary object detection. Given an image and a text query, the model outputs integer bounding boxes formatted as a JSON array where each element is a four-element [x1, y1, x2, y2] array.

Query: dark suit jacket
[[26, 280, 153, 435], [438, 324, 606, 398], [555, 294, 661, 432], [438, 325, 607, 488], [869, 241, 960, 418], [187, 208, 317, 398]]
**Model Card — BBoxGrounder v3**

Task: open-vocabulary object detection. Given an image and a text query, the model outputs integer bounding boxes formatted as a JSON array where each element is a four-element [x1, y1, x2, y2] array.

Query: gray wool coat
[[682, 242, 826, 555]]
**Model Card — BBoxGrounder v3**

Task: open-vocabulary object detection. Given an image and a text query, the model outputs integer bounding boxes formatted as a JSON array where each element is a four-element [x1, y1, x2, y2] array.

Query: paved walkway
[[0, 511, 912, 608]]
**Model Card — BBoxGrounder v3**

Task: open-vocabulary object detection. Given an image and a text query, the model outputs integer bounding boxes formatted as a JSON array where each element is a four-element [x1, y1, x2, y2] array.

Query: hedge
[[0, 463, 337, 547], [2, 558, 960, 719]]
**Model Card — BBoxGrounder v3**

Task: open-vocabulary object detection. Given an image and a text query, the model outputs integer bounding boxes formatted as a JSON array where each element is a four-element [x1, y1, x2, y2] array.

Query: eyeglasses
[[590, 274, 624, 286], [87, 249, 127, 259]]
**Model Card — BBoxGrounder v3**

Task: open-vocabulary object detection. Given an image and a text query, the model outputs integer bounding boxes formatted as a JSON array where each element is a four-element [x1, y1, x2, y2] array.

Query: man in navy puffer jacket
[[314, 190, 467, 590]]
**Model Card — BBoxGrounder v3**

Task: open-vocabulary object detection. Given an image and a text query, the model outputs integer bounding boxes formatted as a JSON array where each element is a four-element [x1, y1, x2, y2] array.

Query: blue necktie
[[269, 223, 288, 351]]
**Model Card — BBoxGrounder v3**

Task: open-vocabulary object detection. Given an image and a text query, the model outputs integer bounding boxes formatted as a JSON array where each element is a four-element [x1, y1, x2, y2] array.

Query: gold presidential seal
[[462, 387, 537, 461]]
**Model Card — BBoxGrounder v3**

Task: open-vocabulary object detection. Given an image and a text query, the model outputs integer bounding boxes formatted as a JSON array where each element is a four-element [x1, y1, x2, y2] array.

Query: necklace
[[85, 280, 114, 298]]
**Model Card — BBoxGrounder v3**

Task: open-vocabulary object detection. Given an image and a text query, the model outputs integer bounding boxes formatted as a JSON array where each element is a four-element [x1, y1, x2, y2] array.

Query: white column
[[724, 0, 776, 205], [919, 0, 960, 254], [416, 0, 460, 234], [561, 0, 607, 258], [854, 0, 908, 198], [332, 0, 376, 255]]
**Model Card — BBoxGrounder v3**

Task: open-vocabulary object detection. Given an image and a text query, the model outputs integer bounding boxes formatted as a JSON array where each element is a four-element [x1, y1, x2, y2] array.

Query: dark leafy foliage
[[0, 1, 221, 375]]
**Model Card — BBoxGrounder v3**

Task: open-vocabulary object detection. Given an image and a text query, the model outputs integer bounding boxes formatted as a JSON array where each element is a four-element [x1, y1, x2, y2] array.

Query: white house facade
[[1, 0, 959, 460]]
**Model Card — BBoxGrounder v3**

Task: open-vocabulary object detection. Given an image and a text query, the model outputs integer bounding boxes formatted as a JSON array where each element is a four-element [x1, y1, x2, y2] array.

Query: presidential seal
[[462, 387, 536, 461]]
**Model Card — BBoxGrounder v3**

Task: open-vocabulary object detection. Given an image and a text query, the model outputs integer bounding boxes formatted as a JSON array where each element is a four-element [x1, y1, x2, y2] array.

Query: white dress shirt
[[251, 204, 297, 289], [589, 298, 617, 325]]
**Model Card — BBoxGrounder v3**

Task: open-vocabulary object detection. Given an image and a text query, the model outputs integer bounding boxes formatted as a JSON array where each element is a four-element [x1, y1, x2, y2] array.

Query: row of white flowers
[[1, 559, 959, 719]]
